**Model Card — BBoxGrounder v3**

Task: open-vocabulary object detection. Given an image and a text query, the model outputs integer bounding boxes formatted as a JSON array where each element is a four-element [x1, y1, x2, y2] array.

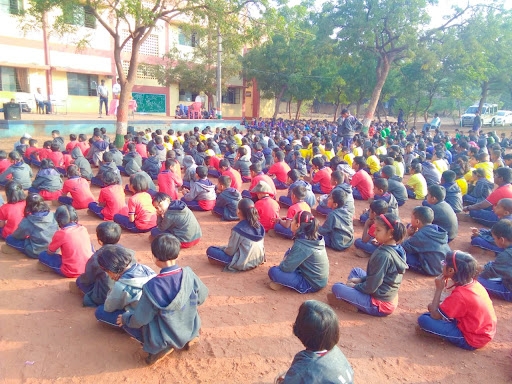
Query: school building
[[0, 2, 275, 119]]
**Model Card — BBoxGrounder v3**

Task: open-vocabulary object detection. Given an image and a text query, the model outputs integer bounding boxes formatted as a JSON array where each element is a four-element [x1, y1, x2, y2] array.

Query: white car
[[494, 110, 512, 126]]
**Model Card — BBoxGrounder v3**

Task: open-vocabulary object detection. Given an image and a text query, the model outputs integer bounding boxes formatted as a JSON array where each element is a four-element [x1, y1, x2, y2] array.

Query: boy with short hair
[[219, 158, 243, 192], [350, 156, 374, 200], [311, 157, 333, 194], [251, 180, 280, 232], [157, 158, 182, 200], [316, 170, 355, 216], [365, 147, 381, 176], [406, 162, 428, 200], [117, 233, 208, 365], [279, 169, 316, 209], [213, 175, 242, 221], [141, 146, 161, 180], [463, 168, 494, 205], [91, 151, 121, 187], [471, 198, 512, 252], [475, 152, 494, 183], [380, 165, 407, 206], [441, 170, 463, 213], [51, 130, 66, 152], [318, 188, 354, 251], [273, 185, 311, 239], [181, 166, 216, 211], [354, 200, 388, 258], [422, 153, 441, 186], [87, 131, 109, 167], [119, 142, 142, 176], [360, 178, 398, 223], [242, 162, 276, 199], [402, 206, 451, 276], [422, 184, 458, 242], [71, 146, 93, 181], [267, 150, 291, 190]]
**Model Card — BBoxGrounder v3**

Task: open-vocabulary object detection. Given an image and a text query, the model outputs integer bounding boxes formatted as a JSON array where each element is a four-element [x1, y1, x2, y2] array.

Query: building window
[[121, 31, 159, 56], [0, 66, 28, 92], [67, 73, 98, 96], [0, 0, 23, 15], [63, 5, 96, 29], [222, 87, 241, 104], [178, 29, 198, 47], [122, 61, 158, 80], [179, 89, 198, 102]]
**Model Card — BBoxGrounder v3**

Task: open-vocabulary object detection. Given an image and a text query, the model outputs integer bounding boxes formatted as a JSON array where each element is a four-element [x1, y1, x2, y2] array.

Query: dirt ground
[[0, 124, 511, 384]]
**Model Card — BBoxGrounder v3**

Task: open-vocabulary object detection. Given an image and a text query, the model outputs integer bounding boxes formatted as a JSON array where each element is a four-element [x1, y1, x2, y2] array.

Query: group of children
[[1, 120, 511, 376]]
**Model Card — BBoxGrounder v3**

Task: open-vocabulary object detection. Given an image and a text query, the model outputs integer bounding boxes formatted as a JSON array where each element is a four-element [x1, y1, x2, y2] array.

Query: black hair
[[370, 199, 388, 215], [196, 166, 208, 178], [98, 245, 133, 274], [288, 169, 301, 182], [50, 142, 60, 152], [129, 173, 149, 192], [381, 165, 395, 178], [147, 146, 156, 156], [40, 159, 55, 170], [427, 184, 446, 202], [8, 151, 22, 162], [330, 188, 346, 207], [353, 156, 366, 168], [373, 178, 388, 192], [293, 300, 340, 351], [52, 130, 60, 135], [237, 146, 247, 156], [330, 170, 343, 184], [79, 134, 87, 142], [311, 157, 325, 168], [410, 162, 422, 173], [496, 167, 512, 184], [219, 158, 230, 169], [102, 170, 119, 186], [238, 198, 260, 229], [96, 221, 122, 244], [5, 181, 26, 204], [24, 193, 50, 216], [69, 134, 77, 141], [102, 151, 114, 163], [151, 233, 181, 261], [442, 170, 456, 183], [444, 250, 477, 286], [367, 147, 376, 155], [491, 219, 512, 242], [294, 211, 319, 240], [0, 150, 6, 160], [66, 164, 80, 177], [292, 185, 306, 201], [250, 162, 262, 173], [164, 158, 176, 170], [374, 213, 406, 242], [412, 206, 434, 225], [275, 150, 285, 161], [54, 205, 79, 228], [218, 175, 231, 188]]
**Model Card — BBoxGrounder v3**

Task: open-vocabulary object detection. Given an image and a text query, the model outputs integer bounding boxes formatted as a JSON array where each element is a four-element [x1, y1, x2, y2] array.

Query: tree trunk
[[272, 85, 287, 120], [361, 54, 392, 132], [478, 81, 489, 112], [295, 99, 302, 120]]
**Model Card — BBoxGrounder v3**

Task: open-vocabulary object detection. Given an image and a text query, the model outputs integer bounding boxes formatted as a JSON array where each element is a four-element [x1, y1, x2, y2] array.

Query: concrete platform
[[0, 112, 242, 138]]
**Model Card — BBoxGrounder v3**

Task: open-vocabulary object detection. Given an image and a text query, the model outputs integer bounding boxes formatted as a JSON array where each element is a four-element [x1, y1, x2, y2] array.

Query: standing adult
[[397, 109, 404, 127], [97, 80, 109, 118], [336, 108, 356, 149], [112, 78, 121, 99], [34, 87, 52, 114], [472, 111, 482, 135]]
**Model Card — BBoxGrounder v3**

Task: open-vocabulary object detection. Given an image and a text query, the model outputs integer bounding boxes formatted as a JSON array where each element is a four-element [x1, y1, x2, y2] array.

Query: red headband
[[452, 251, 458, 272], [380, 214, 394, 230], [297, 210, 314, 224]]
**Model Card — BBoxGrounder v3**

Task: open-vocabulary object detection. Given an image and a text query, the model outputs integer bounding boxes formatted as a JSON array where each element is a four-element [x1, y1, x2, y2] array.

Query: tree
[[21, 0, 266, 147]]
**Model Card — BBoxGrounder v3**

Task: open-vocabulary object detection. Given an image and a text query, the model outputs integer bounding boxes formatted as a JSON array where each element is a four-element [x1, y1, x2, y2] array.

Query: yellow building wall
[[259, 98, 276, 118], [222, 103, 242, 118]]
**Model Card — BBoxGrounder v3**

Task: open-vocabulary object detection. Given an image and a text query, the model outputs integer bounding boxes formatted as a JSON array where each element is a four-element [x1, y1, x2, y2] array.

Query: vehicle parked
[[460, 103, 498, 127], [494, 110, 512, 126]]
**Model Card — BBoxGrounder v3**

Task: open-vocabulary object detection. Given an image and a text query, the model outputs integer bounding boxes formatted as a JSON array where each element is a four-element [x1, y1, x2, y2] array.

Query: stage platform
[[0, 112, 242, 138]]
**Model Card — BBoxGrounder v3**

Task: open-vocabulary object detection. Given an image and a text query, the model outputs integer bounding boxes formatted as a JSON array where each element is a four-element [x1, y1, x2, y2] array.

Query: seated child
[[366, 147, 381, 176], [463, 168, 493, 205], [58, 165, 95, 209], [422, 184, 458, 242], [28, 159, 63, 201], [0, 151, 33, 190], [267, 150, 291, 190], [360, 178, 398, 223], [91, 152, 121, 187], [25, 140, 39, 164], [279, 170, 316, 209], [251, 180, 280, 232], [70, 146, 93, 181], [181, 166, 216, 211], [219, 159, 243, 192], [181, 155, 197, 190], [354, 200, 388, 258], [233, 146, 252, 182], [471, 198, 512, 252], [207, 198, 265, 271], [213, 175, 242, 221], [73, 222, 135, 307], [119, 143, 142, 176], [141, 146, 161, 180], [116, 233, 208, 365], [87, 131, 109, 167], [350, 156, 374, 200], [417, 251, 496, 350], [2, 193, 58, 258], [0, 181, 26, 239], [242, 162, 276, 199], [38, 205, 93, 277], [310, 157, 333, 195], [66, 134, 79, 153], [48, 142, 65, 173], [157, 158, 182, 200], [329, 213, 407, 316], [380, 165, 407, 206], [88, 170, 126, 221], [477, 219, 512, 301], [274, 300, 354, 384], [441, 170, 463, 213], [30, 140, 51, 168], [474, 152, 494, 183], [406, 162, 427, 200], [76, 134, 90, 157], [454, 166, 468, 196], [288, 150, 308, 177], [316, 171, 355, 217], [273, 186, 311, 239], [108, 143, 123, 166], [94, 246, 155, 327], [403, 206, 451, 276], [268, 211, 329, 293], [432, 150, 448, 174], [318, 189, 354, 251], [114, 173, 157, 233], [151, 192, 202, 248], [51, 130, 66, 152]]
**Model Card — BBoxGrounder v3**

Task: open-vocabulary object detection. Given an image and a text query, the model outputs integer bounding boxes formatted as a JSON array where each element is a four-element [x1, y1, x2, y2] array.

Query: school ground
[[0, 121, 511, 384]]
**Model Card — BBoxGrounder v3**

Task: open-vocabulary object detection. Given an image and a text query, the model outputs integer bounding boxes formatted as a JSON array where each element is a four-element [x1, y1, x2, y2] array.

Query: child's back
[[318, 206, 354, 251], [0, 161, 32, 189], [71, 147, 93, 180]]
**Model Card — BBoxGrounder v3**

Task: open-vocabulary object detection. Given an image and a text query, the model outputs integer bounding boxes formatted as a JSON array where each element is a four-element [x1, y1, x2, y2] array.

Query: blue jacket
[[480, 247, 512, 291], [11, 211, 58, 258], [32, 168, 63, 191], [442, 182, 463, 213], [422, 200, 458, 241], [215, 187, 242, 221], [318, 207, 354, 251], [287, 180, 316, 209], [157, 200, 202, 243], [0, 162, 33, 189]]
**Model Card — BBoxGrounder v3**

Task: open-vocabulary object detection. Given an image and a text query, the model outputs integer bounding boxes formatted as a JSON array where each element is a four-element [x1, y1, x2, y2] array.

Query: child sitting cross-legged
[[157, 158, 182, 200], [0, 181, 26, 240], [94, 246, 156, 328], [58, 165, 95, 209], [406, 162, 427, 200], [278, 169, 316, 209], [206, 198, 265, 271], [91, 152, 121, 188], [273, 186, 311, 239], [116, 234, 209, 365], [212, 175, 242, 221], [88, 170, 126, 221], [28, 159, 63, 201], [440, 170, 463, 213], [251, 181, 280, 232], [0, 151, 33, 190], [181, 166, 216, 211], [72, 222, 135, 307], [151, 192, 202, 248], [354, 200, 389, 258], [463, 168, 494, 205], [422, 184, 458, 242], [402, 206, 451, 276], [37, 205, 93, 277], [359, 178, 398, 223], [471, 198, 512, 253], [317, 189, 354, 251], [316, 170, 355, 217]]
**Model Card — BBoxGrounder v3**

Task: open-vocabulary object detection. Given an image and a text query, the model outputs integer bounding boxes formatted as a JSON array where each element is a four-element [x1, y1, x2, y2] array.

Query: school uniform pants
[[58, 196, 74, 206], [315, 204, 332, 216], [405, 253, 433, 276], [407, 189, 417, 199], [207, 169, 221, 178], [462, 194, 479, 205], [95, 305, 124, 326], [417, 312, 476, 350], [5, 236, 33, 257], [88, 202, 105, 220], [354, 239, 378, 255], [268, 266, 316, 294], [91, 176, 105, 188], [273, 222, 294, 239], [471, 237, 503, 253], [331, 268, 388, 317], [273, 179, 288, 190], [352, 187, 365, 201], [311, 183, 324, 195], [206, 246, 231, 265], [38, 251, 65, 276], [278, 196, 293, 207], [113, 214, 153, 233], [469, 208, 499, 228], [477, 275, 512, 301]]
